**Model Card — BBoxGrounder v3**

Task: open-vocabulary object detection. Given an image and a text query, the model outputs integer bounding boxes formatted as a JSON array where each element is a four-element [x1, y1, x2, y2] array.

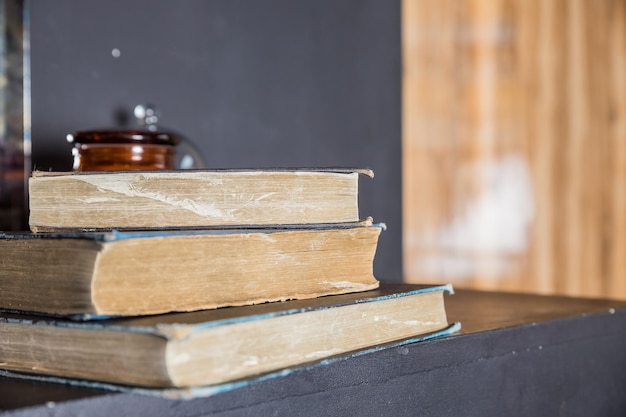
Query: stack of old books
[[0, 168, 458, 397]]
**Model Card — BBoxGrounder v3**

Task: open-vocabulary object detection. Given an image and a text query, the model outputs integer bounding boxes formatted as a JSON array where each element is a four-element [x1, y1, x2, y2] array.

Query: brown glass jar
[[67, 129, 181, 171]]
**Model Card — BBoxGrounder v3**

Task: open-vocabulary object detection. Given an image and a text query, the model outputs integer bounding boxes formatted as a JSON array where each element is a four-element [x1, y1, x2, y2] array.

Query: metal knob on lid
[[133, 104, 160, 131]]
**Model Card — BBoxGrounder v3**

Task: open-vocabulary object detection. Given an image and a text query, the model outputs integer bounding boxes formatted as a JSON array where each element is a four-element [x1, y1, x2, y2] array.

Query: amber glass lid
[[66, 129, 181, 146]]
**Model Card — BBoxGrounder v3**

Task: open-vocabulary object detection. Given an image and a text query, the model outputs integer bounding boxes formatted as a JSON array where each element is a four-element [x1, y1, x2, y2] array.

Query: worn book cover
[[0, 284, 459, 399], [28, 168, 374, 231], [0, 223, 383, 317]]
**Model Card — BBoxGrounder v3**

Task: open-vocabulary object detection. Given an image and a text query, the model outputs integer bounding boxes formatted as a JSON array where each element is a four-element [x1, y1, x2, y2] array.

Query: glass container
[[67, 129, 180, 171]]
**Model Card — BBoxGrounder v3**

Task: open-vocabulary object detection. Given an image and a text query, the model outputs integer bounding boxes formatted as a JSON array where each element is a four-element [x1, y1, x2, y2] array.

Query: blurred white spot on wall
[[418, 154, 535, 280]]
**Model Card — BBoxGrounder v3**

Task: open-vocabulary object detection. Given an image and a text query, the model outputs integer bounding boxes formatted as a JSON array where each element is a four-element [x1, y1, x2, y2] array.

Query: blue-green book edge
[[0, 284, 452, 330], [0, 221, 384, 243]]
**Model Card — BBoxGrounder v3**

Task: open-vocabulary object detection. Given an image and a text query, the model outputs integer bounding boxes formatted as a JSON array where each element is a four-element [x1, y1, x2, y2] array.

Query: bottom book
[[0, 284, 459, 398]]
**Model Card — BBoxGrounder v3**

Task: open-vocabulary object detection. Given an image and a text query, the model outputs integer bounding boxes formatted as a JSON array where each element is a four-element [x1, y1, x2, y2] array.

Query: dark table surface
[[2, 288, 626, 417]]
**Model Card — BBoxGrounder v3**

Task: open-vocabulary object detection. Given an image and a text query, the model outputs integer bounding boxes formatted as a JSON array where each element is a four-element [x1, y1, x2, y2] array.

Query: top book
[[28, 168, 373, 231]]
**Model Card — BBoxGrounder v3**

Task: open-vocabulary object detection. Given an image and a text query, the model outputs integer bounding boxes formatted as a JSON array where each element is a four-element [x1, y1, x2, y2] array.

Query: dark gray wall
[[29, 0, 402, 281]]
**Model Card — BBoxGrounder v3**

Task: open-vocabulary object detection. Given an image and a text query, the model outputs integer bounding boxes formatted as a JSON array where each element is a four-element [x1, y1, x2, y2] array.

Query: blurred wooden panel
[[402, 0, 626, 299]]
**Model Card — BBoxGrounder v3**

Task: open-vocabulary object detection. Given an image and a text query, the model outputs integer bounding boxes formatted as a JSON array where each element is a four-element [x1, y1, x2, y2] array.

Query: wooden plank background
[[402, 0, 626, 299]]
